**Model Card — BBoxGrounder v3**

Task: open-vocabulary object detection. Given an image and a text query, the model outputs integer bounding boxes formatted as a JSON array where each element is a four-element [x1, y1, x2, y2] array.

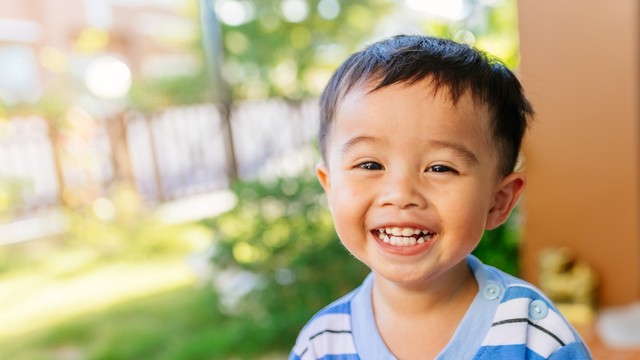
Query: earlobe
[[485, 172, 526, 230]]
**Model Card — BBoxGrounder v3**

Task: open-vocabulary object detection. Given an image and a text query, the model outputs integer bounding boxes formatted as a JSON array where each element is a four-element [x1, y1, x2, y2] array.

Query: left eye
[[428, 165, 456, 173], [358, 161, 383, 170]]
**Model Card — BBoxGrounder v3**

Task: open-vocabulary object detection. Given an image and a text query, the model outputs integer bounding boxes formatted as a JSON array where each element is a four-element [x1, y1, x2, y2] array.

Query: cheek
[[327, 183, 371, 235], [329, 187, 362, 223], [438, 185, 493, 230], [329, 204, 359, 255], [329, 174, 366, 205]]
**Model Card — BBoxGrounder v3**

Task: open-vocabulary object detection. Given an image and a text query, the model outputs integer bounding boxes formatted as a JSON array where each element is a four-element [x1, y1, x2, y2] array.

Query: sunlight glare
[[84, 56, 131, 99], [405, 0, 470, 21]]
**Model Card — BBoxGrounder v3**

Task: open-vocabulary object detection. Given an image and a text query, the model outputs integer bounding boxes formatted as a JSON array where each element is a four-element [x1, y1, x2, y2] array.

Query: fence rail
[[0, 99, 319, 220]]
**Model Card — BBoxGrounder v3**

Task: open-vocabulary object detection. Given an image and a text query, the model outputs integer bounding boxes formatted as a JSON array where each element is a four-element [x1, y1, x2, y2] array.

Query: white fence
[[0, 99, 320, 218], [0, 116, 61, 212]]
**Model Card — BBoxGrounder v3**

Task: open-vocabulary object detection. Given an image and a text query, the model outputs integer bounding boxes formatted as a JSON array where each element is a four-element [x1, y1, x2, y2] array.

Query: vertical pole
[[46, 120, 66, 206], [106, 112, 135, 189], [145, 113, 166, 202], [198, 0, 238, 181]]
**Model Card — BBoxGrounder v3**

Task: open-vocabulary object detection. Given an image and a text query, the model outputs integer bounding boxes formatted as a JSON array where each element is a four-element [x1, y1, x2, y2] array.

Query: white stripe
[[528, 310, 576, 357], [526, 322, 563, 358], [482, 320, 528, 346], [493, 298, 530, 322], [307, 332, 357, 359], [293, 313, 352, 355], [483, 295, 578, 357], [534, 309, 576, 345]]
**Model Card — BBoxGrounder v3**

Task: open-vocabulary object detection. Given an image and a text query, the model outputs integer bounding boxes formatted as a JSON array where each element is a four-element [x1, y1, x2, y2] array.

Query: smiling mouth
[[374, 227, 435, 247]]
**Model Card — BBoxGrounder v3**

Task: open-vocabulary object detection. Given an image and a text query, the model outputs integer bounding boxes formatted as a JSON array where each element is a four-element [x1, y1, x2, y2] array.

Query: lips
[[374, 226, 435, 247]]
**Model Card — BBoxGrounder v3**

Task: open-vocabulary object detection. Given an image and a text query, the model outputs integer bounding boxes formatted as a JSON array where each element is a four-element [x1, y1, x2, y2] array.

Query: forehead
[[335, 79, 492, 139]]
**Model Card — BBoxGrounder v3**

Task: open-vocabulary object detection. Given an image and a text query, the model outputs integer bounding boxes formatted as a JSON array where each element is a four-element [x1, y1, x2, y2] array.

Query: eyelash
[[357, 162, 458, 174], [427, 165, 457, 174]]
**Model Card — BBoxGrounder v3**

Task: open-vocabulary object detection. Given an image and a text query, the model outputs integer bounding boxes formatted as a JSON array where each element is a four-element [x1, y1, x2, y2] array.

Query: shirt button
[[482, 283, 502, 301], [529, 299, 549, 320]]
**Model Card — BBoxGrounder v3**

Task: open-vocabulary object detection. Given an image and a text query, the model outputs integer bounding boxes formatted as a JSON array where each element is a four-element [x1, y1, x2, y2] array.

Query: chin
[[373, 266, 436, 288]]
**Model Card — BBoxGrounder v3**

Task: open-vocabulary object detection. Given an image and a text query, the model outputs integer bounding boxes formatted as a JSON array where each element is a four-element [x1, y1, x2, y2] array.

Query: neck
[[371, 260, 478, 317]]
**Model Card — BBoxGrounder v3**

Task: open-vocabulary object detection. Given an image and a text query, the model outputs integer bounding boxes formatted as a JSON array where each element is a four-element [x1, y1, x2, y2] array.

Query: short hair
[[318, 35, 533, 176]]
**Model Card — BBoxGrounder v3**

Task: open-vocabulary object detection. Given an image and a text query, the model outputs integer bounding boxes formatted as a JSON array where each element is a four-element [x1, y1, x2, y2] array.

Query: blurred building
[[0, 0, 200, 106]]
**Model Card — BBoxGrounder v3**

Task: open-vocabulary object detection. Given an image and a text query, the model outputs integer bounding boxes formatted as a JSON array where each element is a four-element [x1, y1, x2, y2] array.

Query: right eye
[[358, 161, 383, 170]]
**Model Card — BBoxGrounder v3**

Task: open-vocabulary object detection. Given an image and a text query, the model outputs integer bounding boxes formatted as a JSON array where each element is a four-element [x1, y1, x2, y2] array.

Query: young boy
[[289, 35, 592, 359]]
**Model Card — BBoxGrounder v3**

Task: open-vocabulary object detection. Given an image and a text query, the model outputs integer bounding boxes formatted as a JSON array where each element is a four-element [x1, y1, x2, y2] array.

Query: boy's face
[[316, 79, 524, 289]]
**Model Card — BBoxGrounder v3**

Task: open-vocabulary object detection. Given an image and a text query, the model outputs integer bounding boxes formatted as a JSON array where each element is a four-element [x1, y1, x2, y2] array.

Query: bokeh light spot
[[280, 0, 309, 23], [232, 242, 266, 264], [92, 197, 116, 221], [224, 30, 249, 54], [318, 0, 340, 20], [215, 0, 255, 26]]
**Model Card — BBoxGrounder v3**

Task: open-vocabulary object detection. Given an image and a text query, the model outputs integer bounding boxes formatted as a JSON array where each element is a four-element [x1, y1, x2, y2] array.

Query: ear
[[485, 172, 526, 230], [316, 162, 331, 195]]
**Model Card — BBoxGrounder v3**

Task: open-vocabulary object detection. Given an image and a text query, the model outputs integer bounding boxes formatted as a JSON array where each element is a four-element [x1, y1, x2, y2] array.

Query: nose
[[377, 170, 427, 209]]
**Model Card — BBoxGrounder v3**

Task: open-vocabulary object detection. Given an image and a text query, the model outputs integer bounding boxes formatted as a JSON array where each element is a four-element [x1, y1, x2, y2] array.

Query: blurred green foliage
[[421, 0, 522, 69], [128, 0, 392, 109], [206, 174, 370, 355], [128, 71, 211, 114], [473, 209, 522, 276], [62, 185, 205, 261], [0, 177, 25, 222]]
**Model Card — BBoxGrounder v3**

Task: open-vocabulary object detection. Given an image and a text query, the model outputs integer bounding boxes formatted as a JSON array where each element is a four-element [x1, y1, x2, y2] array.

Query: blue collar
[[351, 255, 505, 359]]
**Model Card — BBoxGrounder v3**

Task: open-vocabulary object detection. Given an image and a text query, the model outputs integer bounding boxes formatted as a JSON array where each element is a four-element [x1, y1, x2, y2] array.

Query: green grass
[[0, 284, 288, 360], [0, 222, 292, 359]]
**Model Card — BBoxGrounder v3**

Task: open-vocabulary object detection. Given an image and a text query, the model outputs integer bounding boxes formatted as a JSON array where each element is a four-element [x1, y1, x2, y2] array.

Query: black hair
[[318, 35, 533, 175]]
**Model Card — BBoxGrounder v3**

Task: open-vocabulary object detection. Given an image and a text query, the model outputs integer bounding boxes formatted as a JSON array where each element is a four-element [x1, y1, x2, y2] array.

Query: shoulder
[[289, 287, 360, 360], [473, 261, 592, 359]]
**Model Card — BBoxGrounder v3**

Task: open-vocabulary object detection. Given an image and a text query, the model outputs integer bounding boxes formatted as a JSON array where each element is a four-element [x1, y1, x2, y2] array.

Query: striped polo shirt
[[289, 255, 592, 359]]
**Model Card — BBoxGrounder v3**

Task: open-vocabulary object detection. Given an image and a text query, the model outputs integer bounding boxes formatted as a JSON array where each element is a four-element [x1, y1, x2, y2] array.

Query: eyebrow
[[429, 139, 479, 164], [339, 135, 383, 154], [339, 136, 479, 165]]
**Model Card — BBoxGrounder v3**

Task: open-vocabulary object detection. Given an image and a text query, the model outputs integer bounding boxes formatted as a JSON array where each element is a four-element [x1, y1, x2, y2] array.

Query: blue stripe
[[547, 341, 593, 359], [474, 344, 546, 360], [501, 286, 554, 309], [318, 354, 360, 360], [315, 298, 352, 316]]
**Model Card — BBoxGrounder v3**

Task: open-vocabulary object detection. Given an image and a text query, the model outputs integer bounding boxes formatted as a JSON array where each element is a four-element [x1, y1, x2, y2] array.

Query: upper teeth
[[379, 227, 430, 236], [376, 227, 433, 246]]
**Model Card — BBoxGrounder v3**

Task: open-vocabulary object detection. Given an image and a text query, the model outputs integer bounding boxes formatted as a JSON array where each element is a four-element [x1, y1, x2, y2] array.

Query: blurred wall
[[518, 0, 640, 306]]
